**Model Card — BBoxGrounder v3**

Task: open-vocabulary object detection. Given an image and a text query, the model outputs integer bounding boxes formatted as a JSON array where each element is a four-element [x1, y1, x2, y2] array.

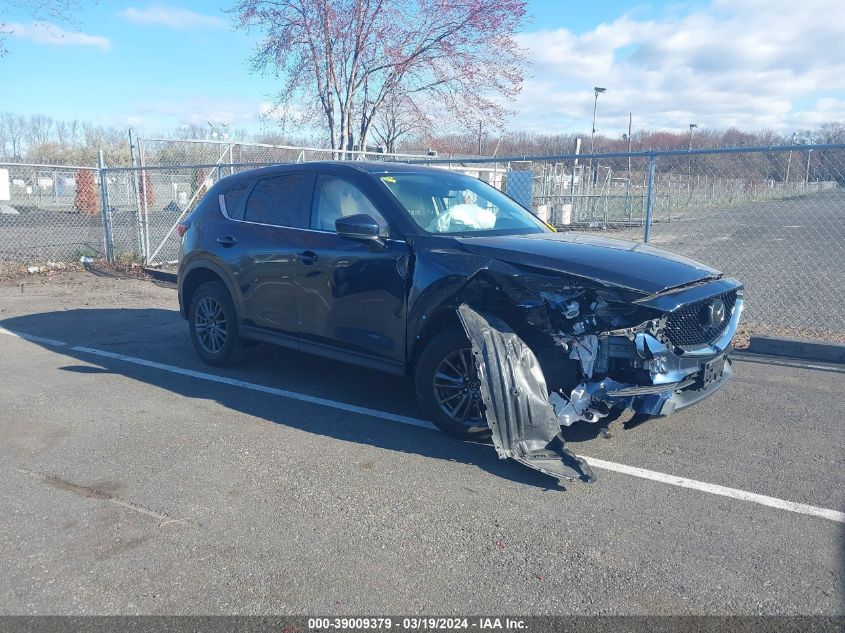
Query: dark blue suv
[[177, 161, 742, 480]]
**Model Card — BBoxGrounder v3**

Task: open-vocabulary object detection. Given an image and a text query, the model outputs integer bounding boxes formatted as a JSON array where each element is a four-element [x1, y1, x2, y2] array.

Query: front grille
[[664, 291, 737, 349]]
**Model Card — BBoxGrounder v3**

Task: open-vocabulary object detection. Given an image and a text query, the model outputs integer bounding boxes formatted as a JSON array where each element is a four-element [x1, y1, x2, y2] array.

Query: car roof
[[305, 160, 447, 175], [212, 160, 450, 189]]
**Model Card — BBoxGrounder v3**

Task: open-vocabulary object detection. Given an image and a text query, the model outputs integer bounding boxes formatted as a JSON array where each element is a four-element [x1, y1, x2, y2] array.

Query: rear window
[[219, 182, 250, 220], [244, 174, 305, 227]]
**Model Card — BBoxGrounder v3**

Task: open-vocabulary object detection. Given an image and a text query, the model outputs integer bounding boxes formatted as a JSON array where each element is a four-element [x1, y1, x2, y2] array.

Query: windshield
[[377, 172, 549, 235]]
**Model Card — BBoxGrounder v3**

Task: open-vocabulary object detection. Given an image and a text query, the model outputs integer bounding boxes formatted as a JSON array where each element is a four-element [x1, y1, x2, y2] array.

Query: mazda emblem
[[704, 298, 727, 327]]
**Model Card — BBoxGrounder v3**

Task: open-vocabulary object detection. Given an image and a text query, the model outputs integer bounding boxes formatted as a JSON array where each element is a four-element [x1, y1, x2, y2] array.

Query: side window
[[311, 175, 389, 237], [219, 182, 250, 220], [244, 174, 305, 227]]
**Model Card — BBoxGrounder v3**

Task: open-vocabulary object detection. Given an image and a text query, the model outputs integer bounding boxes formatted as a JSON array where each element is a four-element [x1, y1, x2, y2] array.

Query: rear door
[[233, 171, 314, 336], [293, 172, 411, 368]]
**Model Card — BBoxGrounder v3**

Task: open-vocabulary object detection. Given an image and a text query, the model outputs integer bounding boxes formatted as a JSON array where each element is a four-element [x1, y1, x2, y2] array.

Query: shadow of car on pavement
[[2, 307, 617, 491]]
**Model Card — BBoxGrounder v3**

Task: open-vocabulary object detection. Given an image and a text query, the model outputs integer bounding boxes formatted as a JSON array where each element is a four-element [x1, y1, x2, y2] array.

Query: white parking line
[[71, 345, 437, 430], [0, 328, 66, 347], [582, 458, 845, 524], [2, 327, 843, 524]]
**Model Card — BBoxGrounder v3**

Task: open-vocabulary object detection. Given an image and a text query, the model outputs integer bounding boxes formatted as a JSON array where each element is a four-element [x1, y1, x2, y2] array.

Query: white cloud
[[119, 5, 227, 30], [4, 21, 111, 50], [511, 0, 845, 134], [107, 97, 268, 130]]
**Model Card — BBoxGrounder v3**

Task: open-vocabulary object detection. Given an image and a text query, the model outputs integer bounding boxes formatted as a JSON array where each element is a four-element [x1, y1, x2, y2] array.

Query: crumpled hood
[[455, 232, 721, 294]]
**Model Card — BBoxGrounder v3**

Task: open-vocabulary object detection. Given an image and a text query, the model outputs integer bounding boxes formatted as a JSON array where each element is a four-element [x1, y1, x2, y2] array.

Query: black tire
[[188, 281, 243, 366], [415, 326, 490, 440]]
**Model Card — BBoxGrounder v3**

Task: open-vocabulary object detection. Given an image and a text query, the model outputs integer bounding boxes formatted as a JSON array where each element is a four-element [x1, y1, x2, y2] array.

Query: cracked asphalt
[[0, 271, 842, 615]]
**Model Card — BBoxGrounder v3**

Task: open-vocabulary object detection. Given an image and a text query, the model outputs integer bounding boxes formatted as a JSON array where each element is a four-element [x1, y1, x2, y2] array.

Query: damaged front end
[[454, 265, 743, 486], [549, 281, 743, 427]]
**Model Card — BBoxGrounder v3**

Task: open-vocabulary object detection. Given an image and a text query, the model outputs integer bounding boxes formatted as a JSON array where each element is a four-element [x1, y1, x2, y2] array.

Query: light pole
[[589, 87, 606, 156], [688, 123, 698, 150], [687, 123, 698, 195], [588, 87, 606, 192]]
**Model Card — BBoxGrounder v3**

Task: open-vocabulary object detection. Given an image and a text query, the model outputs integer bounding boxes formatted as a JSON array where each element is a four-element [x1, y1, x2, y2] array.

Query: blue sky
[[1, 0, 843, 138]]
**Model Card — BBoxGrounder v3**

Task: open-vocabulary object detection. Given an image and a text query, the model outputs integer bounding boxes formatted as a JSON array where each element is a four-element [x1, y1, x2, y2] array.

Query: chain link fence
[[1, 143, 843, 344], [421, 146, 845, 343], [126, 138, 429, 266], [105, 161, 283, 267], [0, 162, 107, 266], [136, 137, 427, 167]]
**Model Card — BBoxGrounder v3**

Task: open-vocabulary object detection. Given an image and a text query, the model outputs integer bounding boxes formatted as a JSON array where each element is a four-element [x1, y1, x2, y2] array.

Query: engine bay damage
[[453, 262, 743, 486]]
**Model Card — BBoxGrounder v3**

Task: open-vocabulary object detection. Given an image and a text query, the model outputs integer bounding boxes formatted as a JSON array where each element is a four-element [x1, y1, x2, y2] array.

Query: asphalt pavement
[[0, 272, 842, 615]]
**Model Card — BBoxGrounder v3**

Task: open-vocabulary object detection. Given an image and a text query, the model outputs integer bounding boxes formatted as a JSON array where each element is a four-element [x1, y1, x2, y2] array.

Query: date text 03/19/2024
[[306, 617, 528, 630]]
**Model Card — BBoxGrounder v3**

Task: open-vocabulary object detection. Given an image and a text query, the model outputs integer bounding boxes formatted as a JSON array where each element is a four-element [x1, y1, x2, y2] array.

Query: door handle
[[296, 250, 319, 265], [216, 236, 237, 247]]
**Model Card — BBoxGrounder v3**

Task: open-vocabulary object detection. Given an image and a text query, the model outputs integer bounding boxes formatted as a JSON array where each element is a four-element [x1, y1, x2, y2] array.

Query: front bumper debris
[[457, 305, 595, 485], [550, 348, 733, 427], [551, 293, 743, 427]]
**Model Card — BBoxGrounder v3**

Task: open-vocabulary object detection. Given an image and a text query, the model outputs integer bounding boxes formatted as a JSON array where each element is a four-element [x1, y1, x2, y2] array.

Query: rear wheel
[[415, 327, 489, 440], [188, 281, 243, 366]]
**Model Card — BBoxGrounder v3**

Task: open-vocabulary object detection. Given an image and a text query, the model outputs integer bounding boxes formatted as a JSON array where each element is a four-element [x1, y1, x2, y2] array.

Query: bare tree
[[181, 124, 210, 140], [1, 113, 26, 158], [817, 122, 845, 144], [81, 120, 101, 148], [231, 0, 527, 153], [68, 119, 80, 146], [372, 91, 429, 153], [1, 1, 91, 57], [27, 114, 54, 146], [55, 120, 69, 147], [55, 120, 70, 147]]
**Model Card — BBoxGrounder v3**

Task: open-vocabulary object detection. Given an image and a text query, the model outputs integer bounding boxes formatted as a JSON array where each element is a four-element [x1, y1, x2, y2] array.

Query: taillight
[[176, 221, 190, 237]]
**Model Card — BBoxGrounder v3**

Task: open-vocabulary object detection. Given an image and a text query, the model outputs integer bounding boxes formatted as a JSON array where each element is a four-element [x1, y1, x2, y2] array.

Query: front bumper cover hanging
[[457, 304, 595, 485]]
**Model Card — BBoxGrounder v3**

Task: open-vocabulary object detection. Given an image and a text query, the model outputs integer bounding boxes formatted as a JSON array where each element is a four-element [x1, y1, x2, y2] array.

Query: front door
[[294, 173, 410, 367]]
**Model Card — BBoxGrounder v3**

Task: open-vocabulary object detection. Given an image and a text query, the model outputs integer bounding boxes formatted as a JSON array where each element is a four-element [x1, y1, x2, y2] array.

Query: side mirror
[[335, 213, 381, 241]]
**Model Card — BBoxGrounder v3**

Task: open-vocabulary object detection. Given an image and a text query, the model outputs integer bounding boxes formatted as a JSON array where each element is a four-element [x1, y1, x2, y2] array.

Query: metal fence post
[[97, 148, 114, 261], [139, 147, 151, 263], [643, 153, 657, 243], [128, 128, 146, 262]]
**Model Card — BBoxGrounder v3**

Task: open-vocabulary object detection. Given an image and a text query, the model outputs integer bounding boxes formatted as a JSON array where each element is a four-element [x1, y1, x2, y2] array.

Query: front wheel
[[415, 327, 490, 440], [188, 281, 243, 366]]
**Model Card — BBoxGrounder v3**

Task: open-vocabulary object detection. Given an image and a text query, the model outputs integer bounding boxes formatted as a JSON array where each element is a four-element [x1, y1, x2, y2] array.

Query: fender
[[178, 254, 246, 321]]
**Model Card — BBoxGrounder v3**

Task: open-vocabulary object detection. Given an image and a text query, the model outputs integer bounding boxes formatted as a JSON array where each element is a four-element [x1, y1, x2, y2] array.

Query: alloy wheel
[[432, 348, 485, 428], [194, 296, 227, 354]]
